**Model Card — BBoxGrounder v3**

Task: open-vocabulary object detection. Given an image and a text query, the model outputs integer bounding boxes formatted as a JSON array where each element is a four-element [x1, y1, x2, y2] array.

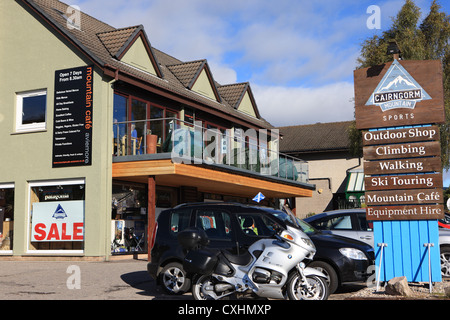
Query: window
[[28, 180, 85, 253], [16, 89, 47, 132], [0, 184, 14, 253], [112, 92, 179, 155], [238, 214, 279, 237], [170, 209, 191, 236], [316, 215, 353, 231], [357, 212, 373, 231], [195, 209, 232, 240]]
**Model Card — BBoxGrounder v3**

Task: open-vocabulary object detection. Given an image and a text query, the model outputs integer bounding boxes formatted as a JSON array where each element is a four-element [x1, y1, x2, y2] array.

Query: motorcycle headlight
[[301, 237, 315, 250], [339, 248, 368, 260]]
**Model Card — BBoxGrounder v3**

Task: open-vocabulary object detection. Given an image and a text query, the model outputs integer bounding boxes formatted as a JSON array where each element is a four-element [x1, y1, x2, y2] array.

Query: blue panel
[[400, 221, 412, 280], [373, 221, 385, 281], [417, 220, 429, 281], [428, 220, 442, 282], [382, 221, 394, 280], [373, 220, 441, 282], [391, 221, 403, 277], [409, 220, 421, 281]]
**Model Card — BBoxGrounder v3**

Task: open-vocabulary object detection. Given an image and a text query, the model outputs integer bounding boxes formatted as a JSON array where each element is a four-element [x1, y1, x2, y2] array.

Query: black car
[[147, 202, 374, 294]]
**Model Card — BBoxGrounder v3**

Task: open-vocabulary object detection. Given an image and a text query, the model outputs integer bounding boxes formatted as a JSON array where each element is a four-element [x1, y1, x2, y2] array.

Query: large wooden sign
[[354, 60, 445, 129], [354, 59, 445, 222], [355, 58, 444, 282]]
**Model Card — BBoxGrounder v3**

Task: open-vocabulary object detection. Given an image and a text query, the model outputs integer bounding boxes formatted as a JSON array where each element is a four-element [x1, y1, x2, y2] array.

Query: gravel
[[348, 278, 450, 300]]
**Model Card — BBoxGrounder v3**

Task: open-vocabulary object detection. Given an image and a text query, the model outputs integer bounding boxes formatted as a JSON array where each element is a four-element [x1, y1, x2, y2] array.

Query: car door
[[314, 213, 361, 243], [354, 211, 374, 247]]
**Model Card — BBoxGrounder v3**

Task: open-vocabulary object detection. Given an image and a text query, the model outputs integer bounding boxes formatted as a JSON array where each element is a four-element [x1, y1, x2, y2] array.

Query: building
[[0, 0, 314, 260], [279, 121, 364, 217]]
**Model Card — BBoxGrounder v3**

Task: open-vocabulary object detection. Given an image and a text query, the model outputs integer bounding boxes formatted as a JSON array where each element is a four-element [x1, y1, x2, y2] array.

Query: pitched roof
[[278, 121, 353, 153], [97, 26, 141, 58], [166, 59, 222, 102], [21, 0, 272, 129], [167, 60, 205, 88], [218, 83, 248, 108], [218, 82, 260, 118]]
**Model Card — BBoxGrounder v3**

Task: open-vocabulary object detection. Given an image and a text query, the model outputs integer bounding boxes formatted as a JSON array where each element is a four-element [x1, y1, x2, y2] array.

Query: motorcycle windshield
[[262, 207, 317, 235]]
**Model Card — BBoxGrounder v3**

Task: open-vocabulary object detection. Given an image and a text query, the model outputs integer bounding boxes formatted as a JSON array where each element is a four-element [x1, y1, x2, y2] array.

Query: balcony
[[113, 118, 309, 185]]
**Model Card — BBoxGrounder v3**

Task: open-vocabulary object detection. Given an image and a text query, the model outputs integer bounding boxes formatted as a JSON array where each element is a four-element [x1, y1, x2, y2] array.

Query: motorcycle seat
[[222, 249, 253, 266]]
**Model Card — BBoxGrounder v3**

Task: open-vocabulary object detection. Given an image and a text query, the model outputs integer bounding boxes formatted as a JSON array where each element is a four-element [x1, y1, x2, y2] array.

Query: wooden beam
[[147, 176, 156, 262], [174, 164, 313, 198], [112, 159, 313, 198], [112, 159, 175, 177]]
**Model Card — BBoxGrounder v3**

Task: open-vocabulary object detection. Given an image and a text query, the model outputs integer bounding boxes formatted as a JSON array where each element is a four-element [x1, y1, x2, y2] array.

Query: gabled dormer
[[218, 82, 260, 118], [97, 25, 163, 77], [167, 60, 221, 102]]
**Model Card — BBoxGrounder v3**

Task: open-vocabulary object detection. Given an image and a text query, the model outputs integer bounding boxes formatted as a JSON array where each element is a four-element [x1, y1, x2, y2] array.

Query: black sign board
[[52, 66, 93, 167]]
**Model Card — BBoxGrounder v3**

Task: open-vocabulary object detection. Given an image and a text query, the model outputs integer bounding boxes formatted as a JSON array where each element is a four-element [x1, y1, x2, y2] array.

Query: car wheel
[[308, 261, 339, 294], [160, 262, 191, 294], [441, 246, 450, 278]]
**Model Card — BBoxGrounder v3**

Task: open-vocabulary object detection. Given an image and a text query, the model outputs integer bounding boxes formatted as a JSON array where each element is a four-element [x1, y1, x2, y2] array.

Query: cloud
[[253, 82, 355, 127], [73, 0, 367, 87], [71, 0, 449, 129]]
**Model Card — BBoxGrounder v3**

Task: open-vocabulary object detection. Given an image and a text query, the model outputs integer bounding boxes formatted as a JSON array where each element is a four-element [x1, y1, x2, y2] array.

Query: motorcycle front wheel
[[286, 273, 329, 300]]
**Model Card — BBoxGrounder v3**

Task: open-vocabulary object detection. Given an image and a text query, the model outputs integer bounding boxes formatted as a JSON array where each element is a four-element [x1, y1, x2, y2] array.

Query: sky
[[70, 0, 450, 188]]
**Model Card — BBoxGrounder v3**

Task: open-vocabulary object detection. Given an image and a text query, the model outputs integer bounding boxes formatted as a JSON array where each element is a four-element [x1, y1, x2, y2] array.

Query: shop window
[[0, 184, 14, 253], [28, 180, 85, 252], [111, 183, 147, 253], [16, 89, 47, 132]]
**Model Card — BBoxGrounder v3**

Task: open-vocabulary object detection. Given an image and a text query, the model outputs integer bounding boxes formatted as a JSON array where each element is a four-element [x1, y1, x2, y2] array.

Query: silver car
[[304, 209, 450, 278]]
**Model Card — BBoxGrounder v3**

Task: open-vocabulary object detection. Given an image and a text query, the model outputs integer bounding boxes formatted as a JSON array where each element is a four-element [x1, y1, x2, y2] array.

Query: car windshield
[[260, 207, 317, 235]]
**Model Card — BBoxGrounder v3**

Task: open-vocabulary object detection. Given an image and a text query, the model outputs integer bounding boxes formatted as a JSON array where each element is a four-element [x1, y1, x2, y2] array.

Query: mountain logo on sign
[[52, 204, 67, 219], [380, 75, 416, 91], [366, 59, 431, 112]]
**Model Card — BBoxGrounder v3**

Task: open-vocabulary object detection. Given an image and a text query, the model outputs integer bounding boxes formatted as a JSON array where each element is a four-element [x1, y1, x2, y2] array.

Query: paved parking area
[[0, 258, 362, 300]]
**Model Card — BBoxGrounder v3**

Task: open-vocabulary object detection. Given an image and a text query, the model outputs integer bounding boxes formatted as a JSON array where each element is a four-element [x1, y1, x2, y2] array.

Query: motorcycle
[[177, 217, 329, 300]]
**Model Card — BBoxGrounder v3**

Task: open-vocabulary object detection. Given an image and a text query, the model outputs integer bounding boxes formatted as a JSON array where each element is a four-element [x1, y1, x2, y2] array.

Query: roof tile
[[278, 121, 353, 153]]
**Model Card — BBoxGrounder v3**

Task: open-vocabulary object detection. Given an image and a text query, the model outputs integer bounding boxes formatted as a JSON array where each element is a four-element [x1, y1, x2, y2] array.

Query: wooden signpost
[[354, 58, 445, 283]]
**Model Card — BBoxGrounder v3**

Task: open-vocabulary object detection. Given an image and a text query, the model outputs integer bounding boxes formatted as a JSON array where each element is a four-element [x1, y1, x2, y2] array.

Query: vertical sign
[[53, 66, 93, 167], [354, 59, 445, 283]]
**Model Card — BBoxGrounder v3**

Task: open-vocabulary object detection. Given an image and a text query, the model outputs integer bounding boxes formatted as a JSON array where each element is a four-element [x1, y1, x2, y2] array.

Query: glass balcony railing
[[113, 118, 309, 184]]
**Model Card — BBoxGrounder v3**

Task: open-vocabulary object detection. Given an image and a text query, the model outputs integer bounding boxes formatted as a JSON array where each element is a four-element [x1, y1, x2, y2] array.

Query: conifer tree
[[353, 0, 450, 169]]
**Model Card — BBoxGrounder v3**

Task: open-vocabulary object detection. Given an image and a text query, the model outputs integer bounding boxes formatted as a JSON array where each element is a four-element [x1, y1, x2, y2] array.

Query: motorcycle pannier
[[177, 227, 209, 250], [183, 249, 218, 275]]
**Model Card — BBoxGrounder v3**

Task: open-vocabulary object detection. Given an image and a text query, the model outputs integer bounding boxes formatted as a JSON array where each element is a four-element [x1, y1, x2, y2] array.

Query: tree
[[352, 0, 450, 170]]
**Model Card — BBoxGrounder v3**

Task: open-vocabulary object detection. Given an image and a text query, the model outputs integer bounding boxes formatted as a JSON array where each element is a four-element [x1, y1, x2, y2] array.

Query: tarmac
[[0, 258, 160, 300], [0, 257, 363, 300]]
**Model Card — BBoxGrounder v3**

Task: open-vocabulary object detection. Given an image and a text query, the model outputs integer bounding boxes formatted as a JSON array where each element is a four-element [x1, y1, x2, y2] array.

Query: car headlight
[[339, 248, 368, 260]]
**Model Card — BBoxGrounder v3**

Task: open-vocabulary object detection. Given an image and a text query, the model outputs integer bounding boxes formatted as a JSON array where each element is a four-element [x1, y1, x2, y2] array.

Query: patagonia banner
[[31, 201, 84, 242]]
